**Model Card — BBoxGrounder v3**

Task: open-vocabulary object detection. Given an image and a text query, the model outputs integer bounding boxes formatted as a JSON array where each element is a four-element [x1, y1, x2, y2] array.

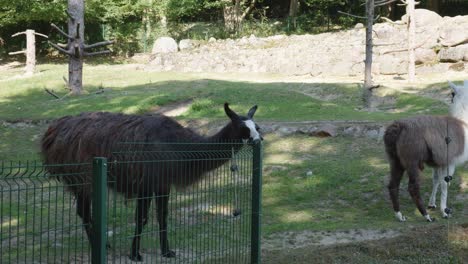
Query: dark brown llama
[[384, 81, 468, 222], [41, 103, 262, 261]]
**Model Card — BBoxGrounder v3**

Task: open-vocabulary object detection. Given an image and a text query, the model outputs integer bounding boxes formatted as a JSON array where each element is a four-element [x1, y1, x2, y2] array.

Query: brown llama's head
[[224, 103, 262, 143]]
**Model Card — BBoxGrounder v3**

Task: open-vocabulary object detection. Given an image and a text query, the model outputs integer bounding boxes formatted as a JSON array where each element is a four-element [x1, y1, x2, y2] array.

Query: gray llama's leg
[[428, 168, 440, 209]]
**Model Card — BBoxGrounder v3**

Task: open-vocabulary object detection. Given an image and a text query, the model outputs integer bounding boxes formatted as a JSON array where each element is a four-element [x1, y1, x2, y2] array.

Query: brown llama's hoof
[[162, 250, 176, 258], [129, 253, 143, 262], [428, 205, 437, 210]]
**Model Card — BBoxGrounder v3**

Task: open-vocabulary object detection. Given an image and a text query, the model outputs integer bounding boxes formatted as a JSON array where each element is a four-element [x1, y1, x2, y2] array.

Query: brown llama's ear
[[247, 105, 257, 119], [224, 102, 239, 121]]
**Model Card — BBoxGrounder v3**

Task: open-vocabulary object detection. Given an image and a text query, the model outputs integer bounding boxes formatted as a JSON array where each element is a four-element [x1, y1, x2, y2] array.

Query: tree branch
[[375, 0, 399, 7], [8, 50, 26, 55], [34, 32, 48, 39], [84, 40, 114, 50], [44, 88, 60, 99], [51, 23, 72, 39], [240, 0, 257, 21], [381, 35, 431, 54], [11, 32, 26, 37], [380, 16, 405, 24], [84, 50, 112, 57], [338, 10, 367, 20], [49, 41, 73, 56]]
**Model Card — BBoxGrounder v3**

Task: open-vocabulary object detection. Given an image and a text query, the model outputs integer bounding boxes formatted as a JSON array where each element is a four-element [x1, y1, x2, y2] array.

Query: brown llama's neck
[[207, 122, 239, 143]]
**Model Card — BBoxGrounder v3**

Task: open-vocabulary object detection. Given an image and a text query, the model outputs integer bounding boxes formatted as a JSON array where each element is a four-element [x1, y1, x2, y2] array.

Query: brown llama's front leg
[[130, 195, 152, 262], [156, 194, 175, 257], [75, 193, 93, 244], [388, 161, 405, 221], [407, 167, 434, 222]]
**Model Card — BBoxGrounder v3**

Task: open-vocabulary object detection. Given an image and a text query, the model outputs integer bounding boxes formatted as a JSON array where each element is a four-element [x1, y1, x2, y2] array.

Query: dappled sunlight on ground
[[1, 218, 18, 228]]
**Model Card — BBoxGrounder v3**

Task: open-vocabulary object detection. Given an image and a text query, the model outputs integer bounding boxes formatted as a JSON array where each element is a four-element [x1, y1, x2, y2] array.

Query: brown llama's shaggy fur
[[41, 104, 260, 261]]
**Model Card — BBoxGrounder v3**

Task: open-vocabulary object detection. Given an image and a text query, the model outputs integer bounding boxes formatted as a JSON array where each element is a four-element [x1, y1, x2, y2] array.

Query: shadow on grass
[[0, 77, 450, 122]]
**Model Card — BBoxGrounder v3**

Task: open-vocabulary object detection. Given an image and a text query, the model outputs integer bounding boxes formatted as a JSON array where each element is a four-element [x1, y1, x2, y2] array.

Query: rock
[[179, 39, 195, 51], [151, 37, 178, 54], [373, 23, 400, 40], [438, 46, 466, 62], [365, 129, 379, 139], [449, 62, 465, 72], [309, 124, 337, 137], [208, 37, 217, 43], [354, 23, 364, 29], [439, 16, 468, 47], [379, 54, 407, 75], [415, 48, 437, 64], [306, 170, 313, 177], [402, 9, 442, 28], [276, 126, 296, 136]]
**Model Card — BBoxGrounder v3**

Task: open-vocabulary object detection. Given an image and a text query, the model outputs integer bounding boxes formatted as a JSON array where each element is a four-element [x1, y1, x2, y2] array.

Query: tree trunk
[[363, 0, 374, 107], [224, 5, 240, 32], [25, 30, 35, 76], [68, 0, 85, 95], [289, 0, 298, 29], [407, 0, 416, 82]]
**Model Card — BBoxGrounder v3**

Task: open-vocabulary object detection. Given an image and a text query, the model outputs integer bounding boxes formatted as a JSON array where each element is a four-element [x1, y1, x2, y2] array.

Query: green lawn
[[0, 63, 467, 263], [0, 63, 450, 122]]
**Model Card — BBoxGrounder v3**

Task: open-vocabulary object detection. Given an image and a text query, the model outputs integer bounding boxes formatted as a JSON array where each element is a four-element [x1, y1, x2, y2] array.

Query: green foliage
[[1, 0, 467, 57]]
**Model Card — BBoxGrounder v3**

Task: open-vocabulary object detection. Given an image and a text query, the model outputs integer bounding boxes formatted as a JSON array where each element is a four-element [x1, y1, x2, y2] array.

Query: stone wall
[[142, 9, 468, 77]]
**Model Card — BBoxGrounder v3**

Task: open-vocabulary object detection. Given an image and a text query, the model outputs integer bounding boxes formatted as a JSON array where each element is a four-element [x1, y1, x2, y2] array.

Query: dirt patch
[[262, 225, 466, 264], [152, 99, 193, 117], [262, 229, 401, 251]]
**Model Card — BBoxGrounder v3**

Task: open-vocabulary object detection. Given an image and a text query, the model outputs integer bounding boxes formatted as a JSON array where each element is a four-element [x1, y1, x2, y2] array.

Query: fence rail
[[0, 141, 262, 263]]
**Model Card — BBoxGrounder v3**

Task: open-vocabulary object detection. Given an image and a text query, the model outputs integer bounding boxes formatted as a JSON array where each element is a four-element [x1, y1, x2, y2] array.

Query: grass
[[0, 63, 450, 122], [0, 62, 467, 263]]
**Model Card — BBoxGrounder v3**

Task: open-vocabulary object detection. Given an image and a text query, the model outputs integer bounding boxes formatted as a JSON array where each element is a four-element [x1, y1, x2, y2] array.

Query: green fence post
[[251, 141, 263, 264], [92, 157, 107, 264]]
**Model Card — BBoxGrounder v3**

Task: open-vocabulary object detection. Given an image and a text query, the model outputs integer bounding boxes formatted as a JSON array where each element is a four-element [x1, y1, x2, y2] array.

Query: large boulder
[[439, 16, 468, 47], [379, 54, 407, 75], [415, 48, 437, 64], [179, 39, 195, 51], [438, 45, 467, 62], [151, 37, 178, 54], [401, 9, 442, 28]]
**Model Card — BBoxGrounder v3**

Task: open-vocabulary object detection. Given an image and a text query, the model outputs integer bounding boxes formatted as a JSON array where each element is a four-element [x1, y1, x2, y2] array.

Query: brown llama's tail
[[384, 121, 403, 161]]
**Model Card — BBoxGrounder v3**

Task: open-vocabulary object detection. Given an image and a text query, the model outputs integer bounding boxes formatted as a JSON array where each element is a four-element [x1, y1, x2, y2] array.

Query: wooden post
[[49, 0, 114, 95], [363, 0, 375, 107], [406, 0, 416, 82], [9, 30, 48, 76]]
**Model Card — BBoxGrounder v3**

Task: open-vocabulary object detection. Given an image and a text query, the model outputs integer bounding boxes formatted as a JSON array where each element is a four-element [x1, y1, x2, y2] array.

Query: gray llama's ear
[[224, 103, 239, 120], [247, 105, 257, 119]]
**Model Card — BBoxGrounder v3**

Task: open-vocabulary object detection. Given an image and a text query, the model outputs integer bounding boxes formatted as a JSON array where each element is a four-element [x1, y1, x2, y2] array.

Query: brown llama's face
[[224, 103, 262, 143]]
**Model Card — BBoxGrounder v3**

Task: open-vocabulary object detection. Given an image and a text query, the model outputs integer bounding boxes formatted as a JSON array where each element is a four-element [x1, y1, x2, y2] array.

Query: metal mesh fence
[[0, 142, 262, 263], [0, 161, 93, 264]]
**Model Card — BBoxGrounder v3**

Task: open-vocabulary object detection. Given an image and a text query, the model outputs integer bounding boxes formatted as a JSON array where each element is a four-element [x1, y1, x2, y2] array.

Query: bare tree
[[289, 0, 299, 29], [224, 0, 258, 33], [49, 0, 113, 95], [339, 0, 398, 107], [9, 30, 48, 76]]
